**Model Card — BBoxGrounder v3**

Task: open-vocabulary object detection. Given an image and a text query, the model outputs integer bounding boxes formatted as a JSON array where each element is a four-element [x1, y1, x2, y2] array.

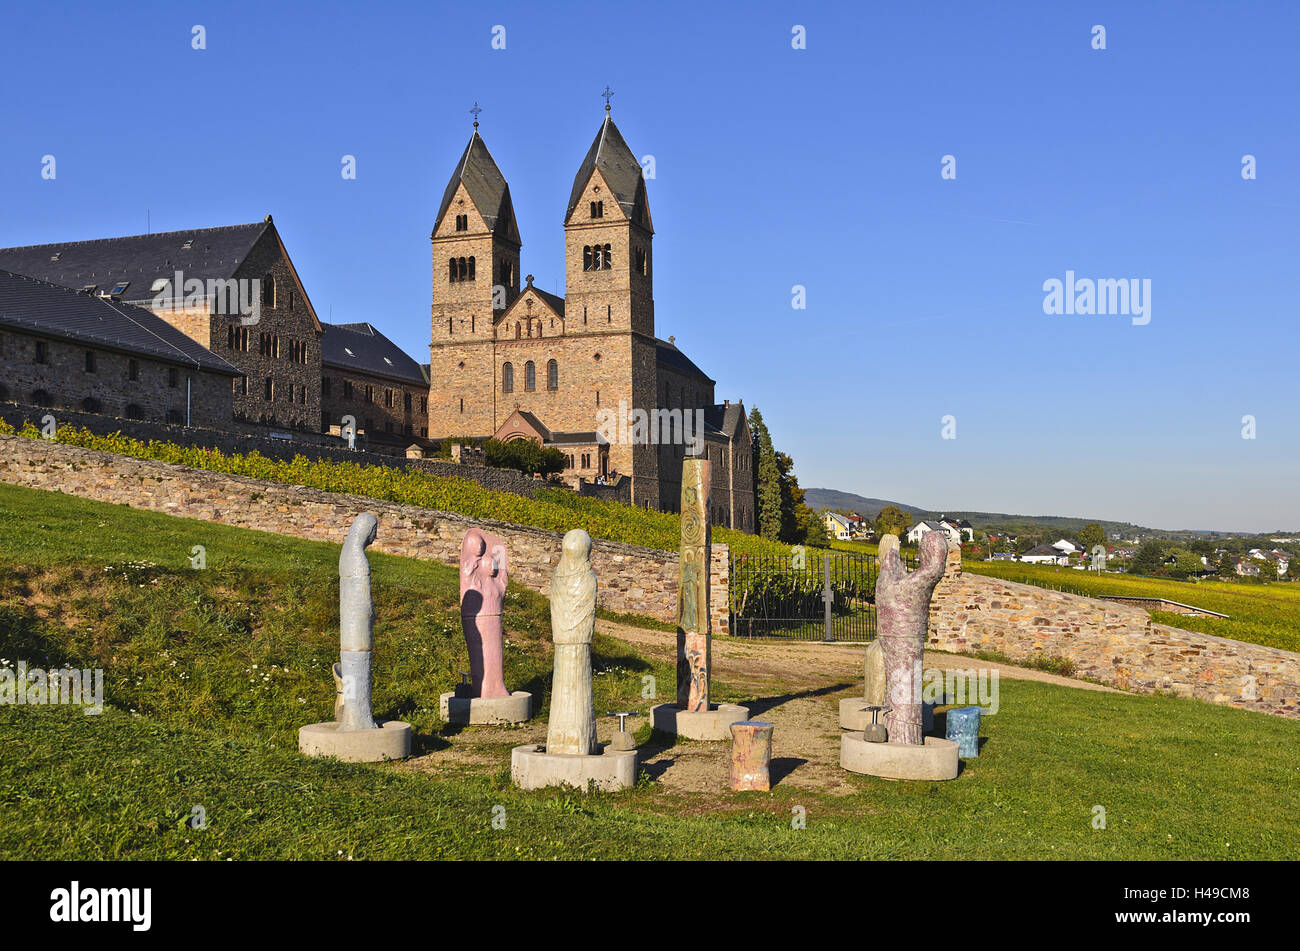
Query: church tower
[[564, 98, 660, 509], [563, 107, 654, 337], [428, 116, 521, 436]]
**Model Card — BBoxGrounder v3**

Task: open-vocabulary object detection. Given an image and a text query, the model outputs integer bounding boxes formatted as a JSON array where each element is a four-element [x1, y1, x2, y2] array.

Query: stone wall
[[928, 550, 1299, 719], [0, 434, 730, 632]]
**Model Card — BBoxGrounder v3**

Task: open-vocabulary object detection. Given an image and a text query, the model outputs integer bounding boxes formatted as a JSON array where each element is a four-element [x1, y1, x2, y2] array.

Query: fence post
[[823, 554, 833, 642]]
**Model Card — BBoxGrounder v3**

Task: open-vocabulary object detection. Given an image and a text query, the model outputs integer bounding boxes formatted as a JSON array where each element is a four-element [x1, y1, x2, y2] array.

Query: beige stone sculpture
[[546, 528, 599, 756], [876, 531, 948, 745]]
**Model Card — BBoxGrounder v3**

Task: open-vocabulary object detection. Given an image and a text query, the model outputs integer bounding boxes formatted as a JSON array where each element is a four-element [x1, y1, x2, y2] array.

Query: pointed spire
[[565, 107, 649, 228], [434, 122, 520, 243]]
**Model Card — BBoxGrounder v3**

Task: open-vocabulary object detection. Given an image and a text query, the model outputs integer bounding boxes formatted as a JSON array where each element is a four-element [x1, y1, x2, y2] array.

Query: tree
[[1129, 539, 1165, 575], [803, 510, 831, 548], [748, 408, 783, 541], [875, 504, 911, 538], [1077, 522, 1105, 554]]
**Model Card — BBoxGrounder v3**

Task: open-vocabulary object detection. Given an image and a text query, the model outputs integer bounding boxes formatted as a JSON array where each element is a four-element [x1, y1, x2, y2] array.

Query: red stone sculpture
[[876, 531, 948, 745], [460, 528, 511, 699]]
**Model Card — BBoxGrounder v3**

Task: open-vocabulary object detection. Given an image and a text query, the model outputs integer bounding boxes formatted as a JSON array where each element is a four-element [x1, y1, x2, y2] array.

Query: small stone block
[[729, 720, 774, 791], [945, 705, 981, 757], [439, 690, 532, 725], [608, 731, 636, 751], [649, 702, 750, 741]]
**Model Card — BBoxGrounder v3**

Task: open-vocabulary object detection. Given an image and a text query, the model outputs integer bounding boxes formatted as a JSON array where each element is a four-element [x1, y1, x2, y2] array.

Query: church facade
[[426, 109, 755, 529]]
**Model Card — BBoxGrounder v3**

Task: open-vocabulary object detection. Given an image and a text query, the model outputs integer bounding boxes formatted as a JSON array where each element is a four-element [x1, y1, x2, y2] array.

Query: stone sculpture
[[650, 457, 749, 740], [676, 460, 711, 711], [438, 528, 532, 725], [876, 531, 948, 745], [460, 527, 510, 699], [299, 512, 411, 762], [839, 531, 959, 780], [337, 513, 380, 731], [511, 529, 636, 790], [546, 529, 599, 755]]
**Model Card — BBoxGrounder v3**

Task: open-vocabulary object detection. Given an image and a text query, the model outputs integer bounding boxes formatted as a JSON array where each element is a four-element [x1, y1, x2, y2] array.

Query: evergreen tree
[[748, 408, 782, 541]]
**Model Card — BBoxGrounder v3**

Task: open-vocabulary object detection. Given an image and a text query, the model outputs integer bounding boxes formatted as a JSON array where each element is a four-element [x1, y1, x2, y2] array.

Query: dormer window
[[50, 252, 61, 262], [108, 281, 129, 297], [182, 239, 194, 249], [590, 200, 603, 218]]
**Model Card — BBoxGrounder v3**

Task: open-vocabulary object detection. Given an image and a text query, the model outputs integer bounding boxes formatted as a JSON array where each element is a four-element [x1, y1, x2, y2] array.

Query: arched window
[[525, 361, 535, 391], [502, 362, 514, 393], [547, 359, 558, 390], [602, 244, 612, 269], [81, 396, 102, 413], [262, 274, 275, 308], [125, 403, 144, 420], [583, 246, 592, 271], [449, 258, 457, 282], [467, 256, 475, 280], [515, 322, 521, 339], [448, 317, 453, 335]]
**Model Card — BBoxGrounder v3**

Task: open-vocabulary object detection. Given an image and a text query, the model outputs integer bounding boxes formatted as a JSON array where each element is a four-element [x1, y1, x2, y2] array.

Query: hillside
[[805, 487, 1150, 538]]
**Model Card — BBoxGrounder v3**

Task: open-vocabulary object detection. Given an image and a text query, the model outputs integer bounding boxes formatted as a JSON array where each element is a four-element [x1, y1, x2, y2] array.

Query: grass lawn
[[2, 481, 1298, 860]]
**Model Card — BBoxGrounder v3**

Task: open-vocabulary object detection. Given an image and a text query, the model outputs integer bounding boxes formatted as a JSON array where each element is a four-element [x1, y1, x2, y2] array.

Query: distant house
[[843, 512, 872, 538], [1020, 543, 1070, 566], [937, 515, 975, 542], [1051, 539, 1080, 554], [824, 512, 853, 540], [906, 520, 963, 546], [987, 552, 1018, 561], [1234, 558, 1262, 578]]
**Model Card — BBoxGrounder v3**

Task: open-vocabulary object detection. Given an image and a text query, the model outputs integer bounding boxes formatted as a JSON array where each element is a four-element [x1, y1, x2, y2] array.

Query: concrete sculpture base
[[840, 734, 959, 781], [649, 702, 751, 741], [839, 699, 934, 733], [510, 743, 637, 791], [298, 720, 412, 762], [439, 690, 532, 725]]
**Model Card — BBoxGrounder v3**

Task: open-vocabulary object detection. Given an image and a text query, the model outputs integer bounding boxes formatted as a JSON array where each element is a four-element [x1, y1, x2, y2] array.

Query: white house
[[1020, 543, 1070, 565], [906, 520, 963, 546]]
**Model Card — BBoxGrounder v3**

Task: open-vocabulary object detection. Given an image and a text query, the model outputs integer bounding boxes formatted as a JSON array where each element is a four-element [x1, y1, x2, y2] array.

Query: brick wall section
[[0, 434, 731, 632], [928, 551, 1299, 719]]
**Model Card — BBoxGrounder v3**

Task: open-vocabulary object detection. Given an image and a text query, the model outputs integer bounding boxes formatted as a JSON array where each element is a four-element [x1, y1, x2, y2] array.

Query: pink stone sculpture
[[876, 531, 948, 745], [729, 720, 774, 791], [460, 528, 511, 699]]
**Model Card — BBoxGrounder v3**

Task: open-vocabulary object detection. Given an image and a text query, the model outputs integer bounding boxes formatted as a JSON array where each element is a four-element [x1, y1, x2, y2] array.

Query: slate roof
[[1021, 544, 1063, 558], [435, 132, 521, 243], [532, 286, 566, 317], [566, 116, 650, 228], [0, 222, 270, 301], [0, 268, 239, 374], [320, 322, 426, 384], [701, 402, 746, 439], [655, 337, 714, 383]]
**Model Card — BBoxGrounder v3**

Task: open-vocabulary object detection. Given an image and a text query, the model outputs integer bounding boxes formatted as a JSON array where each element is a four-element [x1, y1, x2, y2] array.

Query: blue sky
[[3, 1, 1297, 532]]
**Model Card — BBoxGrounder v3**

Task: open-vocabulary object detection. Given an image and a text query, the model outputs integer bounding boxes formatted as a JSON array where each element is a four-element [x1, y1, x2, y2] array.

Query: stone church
[[427, 106, 755, 529]]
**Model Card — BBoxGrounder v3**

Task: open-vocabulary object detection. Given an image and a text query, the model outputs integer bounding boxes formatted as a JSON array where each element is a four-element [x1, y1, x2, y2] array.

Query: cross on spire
[[601, 85, 614, 114], [470, 101, 482, 130]]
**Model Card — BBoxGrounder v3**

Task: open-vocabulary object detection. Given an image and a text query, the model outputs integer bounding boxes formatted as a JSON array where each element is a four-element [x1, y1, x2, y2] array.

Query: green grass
[[965, 558, 1300, 653], [2, 481, 1299, 859]]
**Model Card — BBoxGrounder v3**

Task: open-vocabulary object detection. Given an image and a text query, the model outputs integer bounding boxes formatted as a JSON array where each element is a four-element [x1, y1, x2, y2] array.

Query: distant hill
[[802, 488, 924, 518], [804, 488, 1150, 539]]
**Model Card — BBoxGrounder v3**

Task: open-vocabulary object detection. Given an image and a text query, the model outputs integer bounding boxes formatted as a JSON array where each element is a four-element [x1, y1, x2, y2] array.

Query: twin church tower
[[426, 100, 753, 528]]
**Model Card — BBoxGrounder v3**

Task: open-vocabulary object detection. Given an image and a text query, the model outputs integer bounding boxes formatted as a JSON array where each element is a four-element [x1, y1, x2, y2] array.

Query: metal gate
[[729, 549, 910, 642]]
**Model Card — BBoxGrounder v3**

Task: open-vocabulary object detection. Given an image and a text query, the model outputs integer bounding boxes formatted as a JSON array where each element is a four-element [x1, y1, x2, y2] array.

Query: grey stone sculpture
[[337, 512, 379, 732], [876, 531, 948, 745], [545, 529, 599, 756]]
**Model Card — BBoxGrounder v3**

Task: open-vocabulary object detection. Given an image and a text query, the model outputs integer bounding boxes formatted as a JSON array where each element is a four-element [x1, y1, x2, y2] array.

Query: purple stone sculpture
[[876, 531, 948, 745], [460, 528, 511, 700]]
